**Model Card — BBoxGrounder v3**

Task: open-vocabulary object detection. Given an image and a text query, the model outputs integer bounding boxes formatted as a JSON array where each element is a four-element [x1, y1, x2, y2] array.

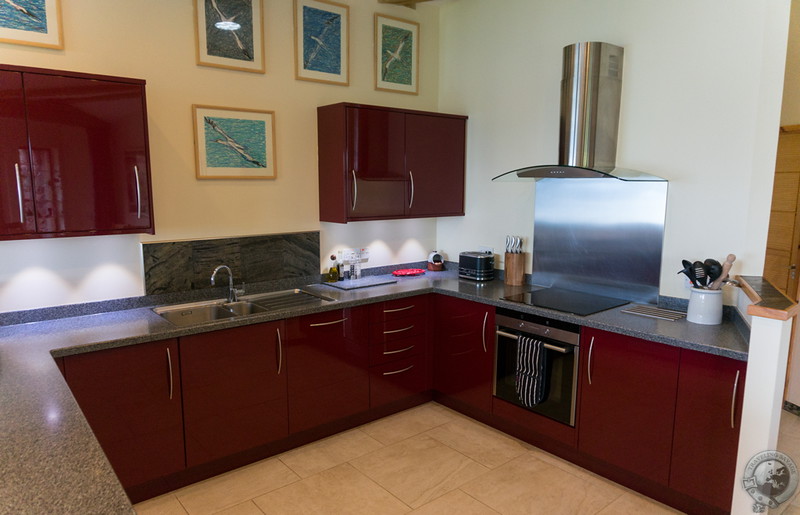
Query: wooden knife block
[[504, 252, 525, 286]]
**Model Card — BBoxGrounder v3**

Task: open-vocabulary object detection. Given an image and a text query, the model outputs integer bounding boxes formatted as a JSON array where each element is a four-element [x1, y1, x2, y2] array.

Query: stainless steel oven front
[[494, 308, 580, 426]]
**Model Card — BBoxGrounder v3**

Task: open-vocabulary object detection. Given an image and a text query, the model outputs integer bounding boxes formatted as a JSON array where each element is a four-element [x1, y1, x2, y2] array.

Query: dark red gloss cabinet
[[285, 307, 369, 434], [578, 327, 680, 485], [0, 65, 154, 240], [433, 295, 495, 415], [670, 349, 746, 512], [180, 321, 288, 468], [317, 103, 466, 223], [63, 339, 184, 489]]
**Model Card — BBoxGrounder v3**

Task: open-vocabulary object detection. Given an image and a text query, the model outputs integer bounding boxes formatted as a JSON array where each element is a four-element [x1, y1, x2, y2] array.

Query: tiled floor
[[134, 402, 800, 515]]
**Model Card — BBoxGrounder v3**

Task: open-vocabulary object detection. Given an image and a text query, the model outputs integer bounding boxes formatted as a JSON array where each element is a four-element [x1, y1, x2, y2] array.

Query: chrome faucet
[[210, 265, 243, 303]]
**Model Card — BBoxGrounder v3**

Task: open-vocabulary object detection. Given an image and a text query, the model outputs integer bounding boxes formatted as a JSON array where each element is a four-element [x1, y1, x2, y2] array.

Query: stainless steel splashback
[[532, 179, 668, 304]]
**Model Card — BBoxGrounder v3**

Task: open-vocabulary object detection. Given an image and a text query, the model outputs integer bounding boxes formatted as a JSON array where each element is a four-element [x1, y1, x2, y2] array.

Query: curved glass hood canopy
[[493, 41, 666, 183]]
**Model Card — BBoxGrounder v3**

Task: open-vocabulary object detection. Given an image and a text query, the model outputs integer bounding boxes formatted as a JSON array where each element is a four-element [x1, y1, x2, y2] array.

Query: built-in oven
[[494, 307, 580, 426]]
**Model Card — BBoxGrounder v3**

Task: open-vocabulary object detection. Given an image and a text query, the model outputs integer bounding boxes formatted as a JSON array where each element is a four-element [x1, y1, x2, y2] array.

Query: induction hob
[[501, 287, 629, 316]]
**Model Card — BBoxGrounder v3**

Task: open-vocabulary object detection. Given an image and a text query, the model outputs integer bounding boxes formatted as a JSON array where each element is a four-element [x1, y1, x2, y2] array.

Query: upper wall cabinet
[[0, 65, 154, 240], [317, 103, 466, 223]]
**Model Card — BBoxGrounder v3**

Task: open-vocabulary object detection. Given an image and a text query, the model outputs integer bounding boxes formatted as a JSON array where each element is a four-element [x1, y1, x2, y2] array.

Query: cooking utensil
[[692, 261, 708, 287], [677, 259, 699, 288], [709, 254, 736, 290], [704, 258, 722, 284]]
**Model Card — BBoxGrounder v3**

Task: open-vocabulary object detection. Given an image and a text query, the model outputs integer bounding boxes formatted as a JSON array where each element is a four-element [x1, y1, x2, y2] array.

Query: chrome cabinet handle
[[482, 311, 488, 353], [731, 369, 740, 429], [384, 344, 414, 355], [133, 165, 142, 219], [408, 170, 414, 209], [495, 330, 569, 353], [310, 317, 348, 327], [384, 304, 415, 313], [14, 163, 24, 223], [384, 324, 414, 335], [351, 170, 358, 211], [587, 336, 595, 385], [166, 346, 174, 400], [383, 364, 414, 376], [276, 327, 283, 375]]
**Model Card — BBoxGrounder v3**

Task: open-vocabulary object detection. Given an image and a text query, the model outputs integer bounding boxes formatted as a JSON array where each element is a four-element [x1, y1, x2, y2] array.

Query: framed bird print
[[194, 0, 265, 73], [0, 0, 63, 49], [192, 105, 277, 180], [375, 14, 418, 95], [294, 0, 349, 86]]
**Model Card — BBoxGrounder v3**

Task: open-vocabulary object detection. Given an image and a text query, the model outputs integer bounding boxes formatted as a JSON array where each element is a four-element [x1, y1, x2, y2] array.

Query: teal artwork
[[0, 0, 47, 33], [302, 5, 341, 74], [204, 116, 267, 168], [381, 24, 413, 85]]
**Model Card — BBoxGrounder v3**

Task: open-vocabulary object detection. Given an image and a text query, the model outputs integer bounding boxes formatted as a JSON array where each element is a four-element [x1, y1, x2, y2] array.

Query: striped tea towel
[[515, 336, 548, 407]]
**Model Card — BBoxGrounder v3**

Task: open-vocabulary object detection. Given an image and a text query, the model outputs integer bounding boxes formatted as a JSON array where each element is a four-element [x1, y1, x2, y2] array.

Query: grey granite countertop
[[0, 271, 749, 513]]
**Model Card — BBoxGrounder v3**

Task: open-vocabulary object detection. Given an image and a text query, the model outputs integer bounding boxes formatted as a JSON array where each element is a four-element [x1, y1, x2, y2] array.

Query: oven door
[[494, 328, 578, 426]]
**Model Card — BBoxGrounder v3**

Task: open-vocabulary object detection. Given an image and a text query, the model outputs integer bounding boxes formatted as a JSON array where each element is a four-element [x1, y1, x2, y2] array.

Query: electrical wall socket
[[478, 246, 494, 254], [341, 248, 369, 263]]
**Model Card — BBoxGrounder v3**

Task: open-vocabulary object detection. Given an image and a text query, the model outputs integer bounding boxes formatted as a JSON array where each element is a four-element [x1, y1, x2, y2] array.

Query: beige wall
[[782, 0, 800, 125], [0, 0, 442, 311], [435, 0, 791, 301]]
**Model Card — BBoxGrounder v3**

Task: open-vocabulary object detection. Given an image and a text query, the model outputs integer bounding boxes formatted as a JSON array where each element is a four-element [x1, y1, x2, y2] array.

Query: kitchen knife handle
[[276, 327, 283, 375], [408, 170, 414, 209], [482, 311, 488, 353], [587, 336, 595, 385], [166, 346, 174, 400], [134, 165, 142, 219], [14, 163, 24, 224], [351, 170, 358, 212], [731, 369, 740, 429]]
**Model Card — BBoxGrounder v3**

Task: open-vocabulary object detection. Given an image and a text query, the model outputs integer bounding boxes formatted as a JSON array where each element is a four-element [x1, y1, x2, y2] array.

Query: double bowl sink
[[153, 288, 335, 328]]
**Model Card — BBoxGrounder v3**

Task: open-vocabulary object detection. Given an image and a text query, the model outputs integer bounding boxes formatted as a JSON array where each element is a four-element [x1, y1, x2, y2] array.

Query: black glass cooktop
[[501, 287, 629, 316]]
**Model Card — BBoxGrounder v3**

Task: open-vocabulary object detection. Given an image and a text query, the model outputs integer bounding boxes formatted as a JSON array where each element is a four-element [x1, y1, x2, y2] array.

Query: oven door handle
[[495, 330, 571, 354]]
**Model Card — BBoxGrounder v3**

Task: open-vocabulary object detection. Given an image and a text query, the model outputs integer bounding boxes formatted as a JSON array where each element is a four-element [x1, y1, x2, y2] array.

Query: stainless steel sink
[[243, 288, 335, 311], [223, 301, 270, 316], [153, 301, 237, 327]]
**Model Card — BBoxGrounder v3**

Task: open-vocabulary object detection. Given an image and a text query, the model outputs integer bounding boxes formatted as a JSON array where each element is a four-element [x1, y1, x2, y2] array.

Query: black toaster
[[459, 251, 495, 281]]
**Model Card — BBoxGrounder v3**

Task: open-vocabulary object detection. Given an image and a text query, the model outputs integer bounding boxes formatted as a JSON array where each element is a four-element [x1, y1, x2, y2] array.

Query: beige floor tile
[[595, 492, 682, 514], [174, 458, 299, 515], [278, 428, 384, 478], [134, 494, 188, 515], [350, 433, 489, 508], [425, 416, 529, 469], [252, 463, 410, 515], [461, 452, 623, 515], [213, 501, 264, 515], [359, 402, 458, 445], [409, 489, 500, 515]]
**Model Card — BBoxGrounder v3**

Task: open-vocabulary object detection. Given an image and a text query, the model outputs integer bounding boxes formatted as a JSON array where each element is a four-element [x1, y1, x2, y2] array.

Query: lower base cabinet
[[180, 321, 288, 468], [63, 339, 184, 489]]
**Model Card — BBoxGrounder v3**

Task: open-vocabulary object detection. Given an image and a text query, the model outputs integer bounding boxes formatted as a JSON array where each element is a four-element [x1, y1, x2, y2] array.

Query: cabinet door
[[405, 114, 466, 218], [180, 321, 288, 468], [345, 106, 407, 220], [670, 350, 746, 510], [578, 328, 680, 485], [286, 307, 369, 433], [0, 71, 36, 236], [23, 73, 152, 234], [63, 339, 184, 488], [370, 353, 429, 408], [433, 295, 495, 414]]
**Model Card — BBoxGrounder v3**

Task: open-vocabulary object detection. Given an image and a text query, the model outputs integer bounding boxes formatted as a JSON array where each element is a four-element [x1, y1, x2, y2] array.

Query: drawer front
[[369, 315, 426, 345], [369, 295, 429, 322], [370, 354, 430, 408], [369, 336, 425, 366]]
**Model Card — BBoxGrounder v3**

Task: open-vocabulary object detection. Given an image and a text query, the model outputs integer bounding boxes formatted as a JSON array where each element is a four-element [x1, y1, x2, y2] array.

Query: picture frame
[[192, 105, 277, 180], [0, 0, 63, 49], [194, 0, 265, 74], [294, 0, 349, 86], [375, 14, 419, 95]]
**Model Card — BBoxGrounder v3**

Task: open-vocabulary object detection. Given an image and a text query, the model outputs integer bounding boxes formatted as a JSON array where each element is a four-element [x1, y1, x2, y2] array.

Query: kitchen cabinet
[[433, 295, 495, 414], [180, 321, 288, 468], [286, 306, 369, 433], [368, 295, 431, 408], [63, 339, 184, 489], [578, 327, 680, 485], [0, 64, 154, 240], [317, 103, 466, 223], [670, 349, 746, 511]]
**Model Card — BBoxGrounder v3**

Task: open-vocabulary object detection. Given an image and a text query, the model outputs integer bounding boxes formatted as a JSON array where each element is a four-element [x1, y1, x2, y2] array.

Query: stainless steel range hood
[[493, 42, 665, 182]]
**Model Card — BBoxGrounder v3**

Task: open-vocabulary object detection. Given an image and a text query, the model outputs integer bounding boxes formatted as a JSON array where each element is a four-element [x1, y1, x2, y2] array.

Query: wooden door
[[764, 126, 800, 299]]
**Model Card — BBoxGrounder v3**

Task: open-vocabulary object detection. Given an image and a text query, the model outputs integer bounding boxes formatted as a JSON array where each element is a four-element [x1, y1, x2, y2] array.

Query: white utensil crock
[[686, 288, 723, 325]]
